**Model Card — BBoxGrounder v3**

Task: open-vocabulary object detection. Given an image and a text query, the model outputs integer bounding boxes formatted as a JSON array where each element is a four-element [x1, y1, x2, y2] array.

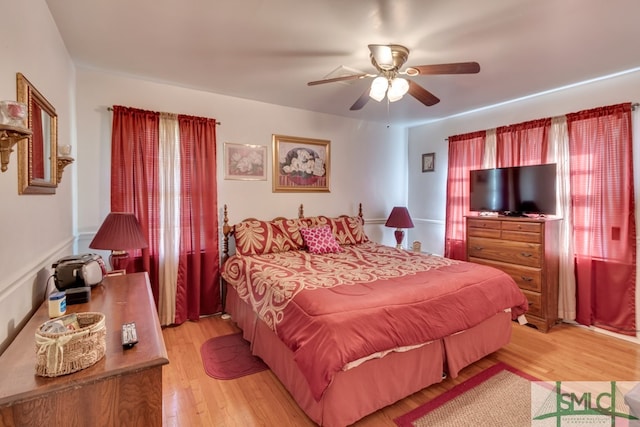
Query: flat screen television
[[469, 163, 557, 216]]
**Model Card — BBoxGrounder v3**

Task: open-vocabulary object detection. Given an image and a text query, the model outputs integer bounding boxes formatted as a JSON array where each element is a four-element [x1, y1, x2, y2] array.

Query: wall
[[408, 69, 640, 255], [0, 0, 76, 353], [74, 68, 409, 259], [408, 69, 640, 340]]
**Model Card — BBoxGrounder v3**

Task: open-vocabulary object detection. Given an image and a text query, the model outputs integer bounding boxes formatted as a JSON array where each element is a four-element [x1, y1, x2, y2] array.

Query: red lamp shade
[[385, 206, 414, 249], [89, 212, 148, 271]]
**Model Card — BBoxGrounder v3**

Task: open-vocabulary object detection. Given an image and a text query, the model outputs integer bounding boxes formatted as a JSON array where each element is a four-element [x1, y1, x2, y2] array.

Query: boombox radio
[[52, 253, 107, 291]]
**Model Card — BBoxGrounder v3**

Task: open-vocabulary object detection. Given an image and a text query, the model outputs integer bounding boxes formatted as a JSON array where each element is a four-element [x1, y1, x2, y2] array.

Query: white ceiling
[[46, 0, 640, 127]]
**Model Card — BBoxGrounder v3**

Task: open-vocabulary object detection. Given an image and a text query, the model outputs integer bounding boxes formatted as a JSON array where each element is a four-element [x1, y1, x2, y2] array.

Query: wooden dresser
[[0, 272, 169, 426], [466, 216, 560, 332]]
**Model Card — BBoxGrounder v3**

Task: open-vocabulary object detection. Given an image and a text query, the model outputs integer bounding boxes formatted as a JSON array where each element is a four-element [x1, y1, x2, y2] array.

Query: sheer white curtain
[[549, 116, 576, 320], [158, 114, 181, 325], [482, 129, 496, 169]]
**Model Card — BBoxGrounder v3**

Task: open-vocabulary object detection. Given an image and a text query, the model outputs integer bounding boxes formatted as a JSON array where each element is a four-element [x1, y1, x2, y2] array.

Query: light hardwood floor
[[162, 317, 640, 426]]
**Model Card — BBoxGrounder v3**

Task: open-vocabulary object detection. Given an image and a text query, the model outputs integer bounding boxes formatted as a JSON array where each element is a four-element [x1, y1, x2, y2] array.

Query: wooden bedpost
[[220, 204, 232, 315], [222, 204, 231, 262], [299, 204, 304, 218], [358, 203, 363, 223]]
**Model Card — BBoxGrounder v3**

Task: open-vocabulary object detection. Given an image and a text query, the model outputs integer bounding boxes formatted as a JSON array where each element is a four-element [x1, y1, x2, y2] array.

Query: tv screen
[[469, 163, 557, 215]]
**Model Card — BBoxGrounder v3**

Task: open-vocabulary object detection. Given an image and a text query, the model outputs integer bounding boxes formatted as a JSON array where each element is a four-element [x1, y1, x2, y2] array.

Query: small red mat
[[200, 333, 268, 380]]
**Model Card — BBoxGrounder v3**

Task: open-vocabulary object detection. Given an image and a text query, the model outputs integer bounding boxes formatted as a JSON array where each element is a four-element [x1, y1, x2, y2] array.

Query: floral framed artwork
[[224, 142, 267, 180], [422, 152, 435, 172], [272, 134, 330, 192]]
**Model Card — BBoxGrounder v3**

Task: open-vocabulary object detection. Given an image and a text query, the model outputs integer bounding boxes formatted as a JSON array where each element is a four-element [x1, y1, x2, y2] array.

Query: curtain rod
[[107, 106, 221, 125], [444, 102, 639, 141]]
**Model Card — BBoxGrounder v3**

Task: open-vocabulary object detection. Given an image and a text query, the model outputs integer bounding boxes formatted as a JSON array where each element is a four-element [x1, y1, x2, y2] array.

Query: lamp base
[[394, 228, 405, 249], [110, 250, 130, 272]]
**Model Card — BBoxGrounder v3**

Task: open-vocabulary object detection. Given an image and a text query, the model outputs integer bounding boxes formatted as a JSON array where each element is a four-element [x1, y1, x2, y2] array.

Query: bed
[[220, 204, 528, 426]]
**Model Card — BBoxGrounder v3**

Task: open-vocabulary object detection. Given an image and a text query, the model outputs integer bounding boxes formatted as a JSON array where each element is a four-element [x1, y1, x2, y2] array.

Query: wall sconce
[[56, 145, 74, 183], [0, 101, 30, 173], [0, 125, 31, 172]]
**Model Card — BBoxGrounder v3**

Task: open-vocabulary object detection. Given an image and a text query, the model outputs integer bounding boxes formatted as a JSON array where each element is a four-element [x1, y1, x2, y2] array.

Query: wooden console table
[[0, 272, 168, 426]]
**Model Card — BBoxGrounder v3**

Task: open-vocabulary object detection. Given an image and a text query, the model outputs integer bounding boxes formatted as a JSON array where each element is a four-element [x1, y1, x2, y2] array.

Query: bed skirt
[[226, 285, 512, 426]]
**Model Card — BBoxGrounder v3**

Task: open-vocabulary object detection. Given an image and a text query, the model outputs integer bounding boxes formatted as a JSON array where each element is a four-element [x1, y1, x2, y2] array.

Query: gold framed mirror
[[17, 73, 58, 194]]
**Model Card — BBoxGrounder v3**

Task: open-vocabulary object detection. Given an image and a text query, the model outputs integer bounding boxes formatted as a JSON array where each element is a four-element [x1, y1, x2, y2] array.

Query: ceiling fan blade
[[349, 88, 371, 111], [368, 44, 394, 69], [407, 61, 480, 75], [307, 73, 372, 86], [408, 80, 440, 106]]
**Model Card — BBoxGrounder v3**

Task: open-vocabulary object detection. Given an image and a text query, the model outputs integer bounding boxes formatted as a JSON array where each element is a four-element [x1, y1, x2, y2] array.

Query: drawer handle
[[472, 246, 483, 251], [521, 252, 533, 257], [521, 276, 533, 282], [528, 300, 536, 307]]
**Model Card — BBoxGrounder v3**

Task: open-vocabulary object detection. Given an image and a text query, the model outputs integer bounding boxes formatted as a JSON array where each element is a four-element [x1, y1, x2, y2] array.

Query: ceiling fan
[[307, 44, 480, 111]]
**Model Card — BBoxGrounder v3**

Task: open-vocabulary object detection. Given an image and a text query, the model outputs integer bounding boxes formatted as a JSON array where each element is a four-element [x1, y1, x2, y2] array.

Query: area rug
[[394, 362, 538, 427], [200, 333, 268, 380]]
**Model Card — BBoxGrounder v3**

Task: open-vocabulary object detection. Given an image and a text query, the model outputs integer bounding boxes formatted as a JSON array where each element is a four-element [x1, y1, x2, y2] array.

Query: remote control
[[121, 322, 138, 348]]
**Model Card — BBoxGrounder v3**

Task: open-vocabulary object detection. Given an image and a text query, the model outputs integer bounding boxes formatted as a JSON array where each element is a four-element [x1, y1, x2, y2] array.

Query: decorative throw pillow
[[272, 218, 309, 249], [331, 216, 369, 245], [234, 219, 298, 256], [300, 225, 343, 254]]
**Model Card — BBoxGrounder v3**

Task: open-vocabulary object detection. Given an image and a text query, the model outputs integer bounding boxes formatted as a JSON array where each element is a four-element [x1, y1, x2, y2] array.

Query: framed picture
[[224, 142, 267, 180], [422, 152, 435, 172], [272, 134, 330, 192]]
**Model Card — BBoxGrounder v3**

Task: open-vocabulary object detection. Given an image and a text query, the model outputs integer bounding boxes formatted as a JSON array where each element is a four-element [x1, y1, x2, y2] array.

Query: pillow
[[272, 218, 308, 249], [300, 225, 343, 254], [234, 219, 298, 256], [306, 215, 369, 245], [331, 216, 369, 245], [305, 215, 330, 228]]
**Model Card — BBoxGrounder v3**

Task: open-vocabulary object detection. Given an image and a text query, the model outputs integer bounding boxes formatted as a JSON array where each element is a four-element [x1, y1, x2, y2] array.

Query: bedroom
[[1, 0, 640, 425]]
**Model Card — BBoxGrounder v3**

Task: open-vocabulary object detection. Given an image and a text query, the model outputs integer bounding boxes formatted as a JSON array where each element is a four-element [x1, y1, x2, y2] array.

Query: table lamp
[[89, 212, 148, 271], [385, 206, 414, 249]]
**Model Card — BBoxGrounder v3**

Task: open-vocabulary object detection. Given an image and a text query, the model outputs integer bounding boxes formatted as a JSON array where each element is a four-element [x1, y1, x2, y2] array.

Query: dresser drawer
[[468, 227, 501, 238], [467, 237, 541, 268], [501, 221, 542, 233], [467, 218, 501, 230], [501, 230, 541, 243], [468, 257, 541, 292], [501, 220, 542, 244], [521, 289, 542, 317]]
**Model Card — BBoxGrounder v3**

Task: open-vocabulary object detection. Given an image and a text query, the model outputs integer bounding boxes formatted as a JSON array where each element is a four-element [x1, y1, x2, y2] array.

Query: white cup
[[59, 145, 72, 156]]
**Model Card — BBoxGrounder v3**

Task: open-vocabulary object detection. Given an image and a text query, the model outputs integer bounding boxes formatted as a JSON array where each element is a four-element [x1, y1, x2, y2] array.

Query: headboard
[[221, 203, 364, 262]]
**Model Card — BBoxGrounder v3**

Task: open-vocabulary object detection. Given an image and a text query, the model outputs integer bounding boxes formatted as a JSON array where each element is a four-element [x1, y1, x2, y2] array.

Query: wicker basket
[[35, 312, 107, 377]]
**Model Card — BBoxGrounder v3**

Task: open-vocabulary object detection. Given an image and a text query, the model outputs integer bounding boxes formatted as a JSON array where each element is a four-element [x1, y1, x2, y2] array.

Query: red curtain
[[567, 103, 636, 335], [175, 115, 220, 323], [110, 106, 160, 302], [496, 118, 551, 167], [110, 107, 221, 322], [444, 131, 486, 260]]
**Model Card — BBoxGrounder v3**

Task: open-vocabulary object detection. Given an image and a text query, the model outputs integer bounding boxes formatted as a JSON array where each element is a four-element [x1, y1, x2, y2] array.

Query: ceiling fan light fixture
[[307, 43, 477, 110], [387, 77, 409, 102], [369, 76, 388, 102]]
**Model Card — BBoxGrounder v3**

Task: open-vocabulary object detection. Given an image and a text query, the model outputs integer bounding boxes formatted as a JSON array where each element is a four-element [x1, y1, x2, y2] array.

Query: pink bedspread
[[221, 242, 527, 400]]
